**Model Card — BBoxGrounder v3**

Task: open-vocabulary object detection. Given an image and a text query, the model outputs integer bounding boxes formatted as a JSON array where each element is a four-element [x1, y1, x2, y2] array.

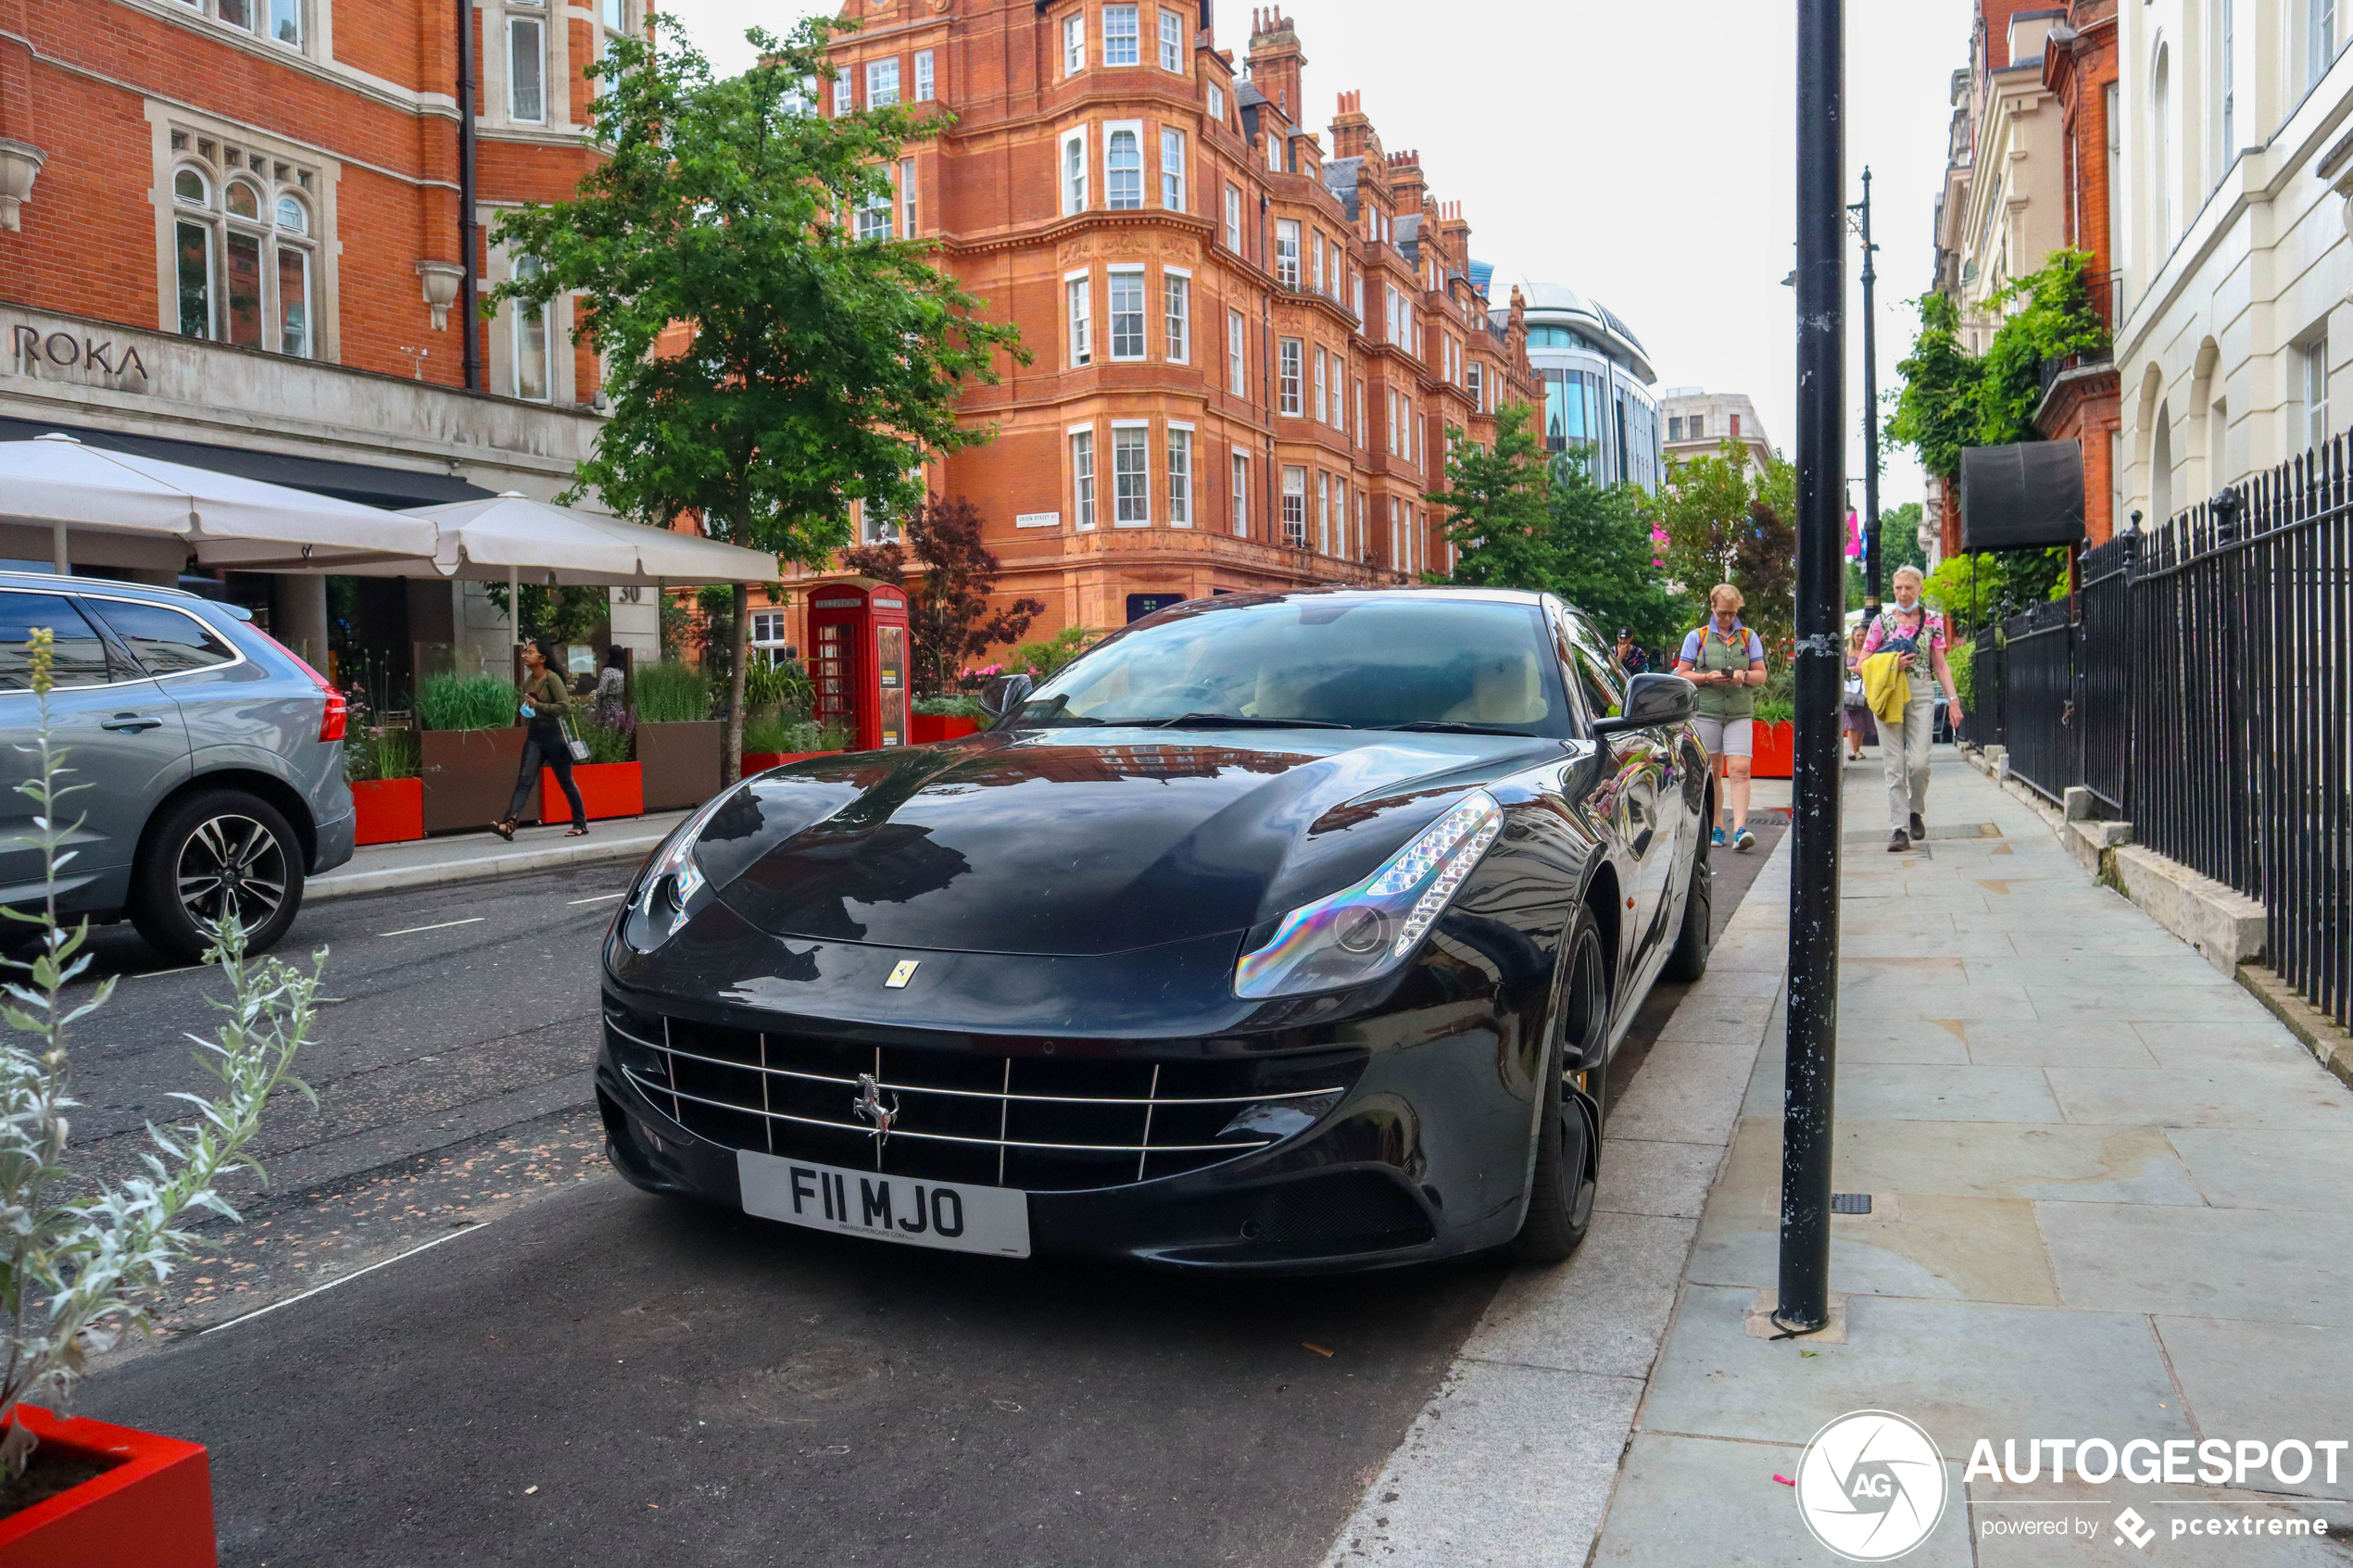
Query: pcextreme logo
[[1795, 1410, 1950, 1562]]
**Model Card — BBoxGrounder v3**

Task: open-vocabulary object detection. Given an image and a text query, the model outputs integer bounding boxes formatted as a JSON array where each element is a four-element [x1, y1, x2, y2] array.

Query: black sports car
[[598, 588, 1713, 1272]]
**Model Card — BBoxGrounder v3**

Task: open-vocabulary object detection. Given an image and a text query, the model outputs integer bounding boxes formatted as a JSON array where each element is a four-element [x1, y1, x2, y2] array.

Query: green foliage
[[1640, 441, 1798, 651], [0, 633, 319, 1473], [1427, 405, 1685, 651], [1888, 253, 2110, 483], [743, 713, 852, 755], [1010, 624, 1101, 681], [631, 660, 711, 724], [1948, 640, 1976, 710], [343, 726, 420, 783], [1753, 695, 1796, 724], [481, 583, 607, 644], [743, 657, 812, 718], [415, 673, 516, 732], [1921, 548, 2069, 633], [575, 712, 635, 764], [487, 13, 1027, 778], [914, 694, 988, 718]]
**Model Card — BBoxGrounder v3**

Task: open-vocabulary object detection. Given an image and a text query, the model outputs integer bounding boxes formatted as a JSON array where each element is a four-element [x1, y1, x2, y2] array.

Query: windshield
[[1013, 597, 1571, 734]]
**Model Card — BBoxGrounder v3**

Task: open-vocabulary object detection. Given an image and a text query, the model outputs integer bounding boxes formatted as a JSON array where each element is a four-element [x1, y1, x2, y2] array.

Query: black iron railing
[[1967, 434, 2353, 1029]]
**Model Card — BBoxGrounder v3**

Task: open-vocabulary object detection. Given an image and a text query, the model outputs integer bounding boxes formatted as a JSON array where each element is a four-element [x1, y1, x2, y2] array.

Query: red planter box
[[349, 778, 423, 846], [536, 761, 643, 822], [910, 714, 981, 744], [1750, 720, 1794, 779], [0, 1406, 215, 1568]]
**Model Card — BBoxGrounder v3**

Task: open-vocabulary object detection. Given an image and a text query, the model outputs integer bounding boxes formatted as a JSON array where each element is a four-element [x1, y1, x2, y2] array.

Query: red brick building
[[778, 0, 1539, 650], [2035, 0, 2121, 545], [0, 0, 648, 668]]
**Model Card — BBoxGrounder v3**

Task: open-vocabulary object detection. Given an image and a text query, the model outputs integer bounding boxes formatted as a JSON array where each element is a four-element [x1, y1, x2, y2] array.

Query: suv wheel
[[132, 791, 304, 962]]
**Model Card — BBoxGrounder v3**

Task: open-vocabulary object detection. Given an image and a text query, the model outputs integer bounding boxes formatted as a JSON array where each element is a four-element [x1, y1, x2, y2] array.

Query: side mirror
[[1594, 672, 1695, 737], [980, 672, 1034, 723]]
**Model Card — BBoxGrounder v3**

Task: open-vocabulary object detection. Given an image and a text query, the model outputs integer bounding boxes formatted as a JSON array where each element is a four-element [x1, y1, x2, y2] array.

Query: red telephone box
[[807, 578, 911, 750]]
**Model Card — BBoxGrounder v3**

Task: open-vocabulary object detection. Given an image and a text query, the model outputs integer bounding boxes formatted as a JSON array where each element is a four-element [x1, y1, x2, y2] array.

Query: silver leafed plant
[[0, 628, 321, 1479]]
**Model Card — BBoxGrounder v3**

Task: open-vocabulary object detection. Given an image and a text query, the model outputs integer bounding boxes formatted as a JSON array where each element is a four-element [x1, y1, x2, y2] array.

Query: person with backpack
[[1861, 565, 1964, 851], [1673, 583, 1768, 852]]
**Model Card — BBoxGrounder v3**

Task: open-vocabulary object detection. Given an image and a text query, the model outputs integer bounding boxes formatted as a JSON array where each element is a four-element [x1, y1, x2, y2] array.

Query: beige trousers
[[1872, 693, 1936, 830]]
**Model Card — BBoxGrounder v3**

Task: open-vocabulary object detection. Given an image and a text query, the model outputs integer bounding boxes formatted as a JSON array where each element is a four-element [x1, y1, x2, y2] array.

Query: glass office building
[[1511, 282, 1663, 493]]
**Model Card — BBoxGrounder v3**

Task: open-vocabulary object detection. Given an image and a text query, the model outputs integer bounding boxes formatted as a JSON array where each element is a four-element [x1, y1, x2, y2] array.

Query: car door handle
[[99, 714, 164, 734]]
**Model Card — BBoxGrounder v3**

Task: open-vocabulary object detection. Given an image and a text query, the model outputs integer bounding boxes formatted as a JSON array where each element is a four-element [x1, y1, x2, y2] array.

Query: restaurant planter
[[535, 761, 642, 822], [910, 714, 981, 744], [348, 778, 424, 845], [1750, 720, 1794, 780], [637, 721, 724, 809], [0, 1405, 215, 1568], [419, 727, 526, 834]]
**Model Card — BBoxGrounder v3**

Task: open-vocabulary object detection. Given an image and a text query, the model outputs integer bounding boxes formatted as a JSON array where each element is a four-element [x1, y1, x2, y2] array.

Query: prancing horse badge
[[885, 960, 920, 989]]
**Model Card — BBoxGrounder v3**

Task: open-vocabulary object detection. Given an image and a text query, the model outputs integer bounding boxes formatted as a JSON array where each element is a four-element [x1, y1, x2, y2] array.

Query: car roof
[[0, 570, 208, 604]]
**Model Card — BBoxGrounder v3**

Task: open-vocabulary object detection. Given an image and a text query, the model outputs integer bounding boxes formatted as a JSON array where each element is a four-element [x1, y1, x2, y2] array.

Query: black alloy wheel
[[132, 791, 304, 962], [1661, 820, 1713, 983], [1511, 904, 1606, 1263]]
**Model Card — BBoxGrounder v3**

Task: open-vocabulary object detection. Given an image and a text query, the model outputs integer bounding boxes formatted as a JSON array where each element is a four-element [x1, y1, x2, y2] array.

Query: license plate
[[736, 1150, 1030, 1258]]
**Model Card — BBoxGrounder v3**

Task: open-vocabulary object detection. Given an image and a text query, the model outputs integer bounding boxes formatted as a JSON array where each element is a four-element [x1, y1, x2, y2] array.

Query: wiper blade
[[1378, 721, 1542, 737], [1142, 712, 1351, 730]]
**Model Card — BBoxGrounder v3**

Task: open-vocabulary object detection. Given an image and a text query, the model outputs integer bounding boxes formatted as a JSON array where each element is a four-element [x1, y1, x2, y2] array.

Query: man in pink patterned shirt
[[1861, 565, 1965, 851]]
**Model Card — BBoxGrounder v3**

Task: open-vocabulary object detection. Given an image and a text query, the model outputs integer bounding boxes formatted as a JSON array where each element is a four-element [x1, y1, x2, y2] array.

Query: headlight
[[1232, 790, 1504, 998], [630, 787, 742, 944]]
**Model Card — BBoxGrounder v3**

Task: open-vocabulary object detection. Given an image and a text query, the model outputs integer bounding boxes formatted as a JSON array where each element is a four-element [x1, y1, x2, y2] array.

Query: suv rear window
[[0, 593, 112, 689], [82, 599, 236, 675]]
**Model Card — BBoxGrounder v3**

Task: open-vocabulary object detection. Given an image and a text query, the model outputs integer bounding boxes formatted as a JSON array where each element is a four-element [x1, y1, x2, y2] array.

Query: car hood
[[698, 728, 1559, 957]]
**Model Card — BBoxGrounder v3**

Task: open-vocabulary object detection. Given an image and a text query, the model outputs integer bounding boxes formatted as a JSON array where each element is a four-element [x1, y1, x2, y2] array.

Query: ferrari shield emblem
[[885, 960, 920, 989]]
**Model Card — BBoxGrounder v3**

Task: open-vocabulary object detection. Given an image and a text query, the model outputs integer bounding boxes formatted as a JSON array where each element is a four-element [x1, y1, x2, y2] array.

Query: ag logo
[[1795, 1410, 1949, 1562]]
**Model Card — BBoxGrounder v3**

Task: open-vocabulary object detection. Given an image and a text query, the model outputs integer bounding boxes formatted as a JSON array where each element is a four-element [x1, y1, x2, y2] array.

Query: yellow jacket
[[1860, 651, 1909, 724]]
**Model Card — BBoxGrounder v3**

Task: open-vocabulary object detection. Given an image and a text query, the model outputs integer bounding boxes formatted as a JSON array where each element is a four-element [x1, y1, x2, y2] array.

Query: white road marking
[[198, 1223, 490, 1336], [566, 892, 627, 906], [377, 917, 486, 937]]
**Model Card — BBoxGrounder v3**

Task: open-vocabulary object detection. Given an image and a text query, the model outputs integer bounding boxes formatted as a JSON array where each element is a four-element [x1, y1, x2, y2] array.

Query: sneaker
[[1909, 812, 1927, 841], [1888, 829, 1910, 853], [1712, 827, 1728, 847], [1735, 827, 1756, 853]]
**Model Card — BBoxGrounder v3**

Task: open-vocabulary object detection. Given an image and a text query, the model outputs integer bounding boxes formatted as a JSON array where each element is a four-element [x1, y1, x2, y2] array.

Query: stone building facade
[[0, 0, 653, 671], [782, 0, 1540, 648]]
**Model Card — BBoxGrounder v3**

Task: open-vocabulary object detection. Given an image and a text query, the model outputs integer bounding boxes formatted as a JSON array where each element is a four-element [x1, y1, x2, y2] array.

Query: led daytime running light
[[1392, 814, 1502, 956]]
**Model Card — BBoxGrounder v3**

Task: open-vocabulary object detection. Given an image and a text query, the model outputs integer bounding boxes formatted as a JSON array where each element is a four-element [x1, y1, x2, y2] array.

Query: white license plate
[[736, 1149, 1030, 1258]]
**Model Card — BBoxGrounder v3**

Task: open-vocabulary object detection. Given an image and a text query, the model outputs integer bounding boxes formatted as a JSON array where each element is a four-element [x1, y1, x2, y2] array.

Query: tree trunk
[[724, 580, 749, 786]]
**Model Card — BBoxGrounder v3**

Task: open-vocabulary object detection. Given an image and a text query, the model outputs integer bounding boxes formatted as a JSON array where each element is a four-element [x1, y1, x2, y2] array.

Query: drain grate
[[1829, 1192, 1873, 1215]]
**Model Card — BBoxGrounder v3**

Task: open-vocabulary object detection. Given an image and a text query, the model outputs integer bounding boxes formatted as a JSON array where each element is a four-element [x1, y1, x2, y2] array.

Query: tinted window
[[1018, 597, 1570, 734], [83, 599, 235, 674], [1560, 612, 1628, 722], [0, 594, 113, 690]]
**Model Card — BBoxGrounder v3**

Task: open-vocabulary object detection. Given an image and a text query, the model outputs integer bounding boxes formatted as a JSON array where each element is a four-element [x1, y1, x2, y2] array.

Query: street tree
[[1426, 404, 1557, 593], [1642, 442, 1798, 649], [840, 495, 1048, 696], [488, 16, 1026, 779], [1545, 450, 1685, 653]]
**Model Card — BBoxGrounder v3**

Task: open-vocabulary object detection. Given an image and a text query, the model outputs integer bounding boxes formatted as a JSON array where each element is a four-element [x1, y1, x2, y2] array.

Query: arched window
[[275, 194, 308, 234], [1106, 128, 1141, 209], [173, 167, 210, 206], [226, 180, 260, 220], [167, 144, 318, 358]]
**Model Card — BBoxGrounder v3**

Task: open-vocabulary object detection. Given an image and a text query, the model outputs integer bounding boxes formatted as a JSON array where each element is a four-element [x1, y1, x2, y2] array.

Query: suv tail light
[[258, 630, 346, 743]]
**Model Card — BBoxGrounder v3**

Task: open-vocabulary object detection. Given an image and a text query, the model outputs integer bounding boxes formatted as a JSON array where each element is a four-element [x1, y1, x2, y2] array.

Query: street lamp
[[1777, 0, 1846, 1339], [1850, 168, 1881, 618]]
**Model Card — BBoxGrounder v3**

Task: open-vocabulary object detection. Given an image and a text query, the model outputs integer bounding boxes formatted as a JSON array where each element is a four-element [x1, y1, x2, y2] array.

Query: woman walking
[[492, 639, 588, 841], [1843, 624, 1873, 761], [1673, 583, 1768, 852], [1861, 565, 1963, 851]]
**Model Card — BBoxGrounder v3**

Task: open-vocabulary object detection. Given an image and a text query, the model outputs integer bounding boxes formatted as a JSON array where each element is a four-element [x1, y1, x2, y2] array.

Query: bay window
[[1067, 274, 1092, 366], [1314, 346, 1327, 424], [914, 50, 934, 101], [1109, 268, 1146, 359], [1224, 183, 1242, 251], [1163, 272, 1190, 362], [1227, 308, 1247, 395], [1072, 428, 1097, 529], [1231, 451, 1249, 536], [1104, 5, 1139, 65], [1278, 337, 1302, 415], [1113, 423, 1151, 525], [1063, 11, 1085, 75], [1159, 7, 1184, 70], [1061, 128, 1088, 213], [1161, 129, 1186, 209], [1167, 426, 1192, 526], [1107, 126, 1142, 208], [1276, 219, 1300, 286], [1281, 467, 1306, 546]]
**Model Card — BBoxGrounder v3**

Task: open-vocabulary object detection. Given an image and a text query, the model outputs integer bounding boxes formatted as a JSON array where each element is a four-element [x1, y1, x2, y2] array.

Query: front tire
[[132, 790, 305, 962], [1511, 905, 1606, 1263], [1661, 822, 1713, 984]]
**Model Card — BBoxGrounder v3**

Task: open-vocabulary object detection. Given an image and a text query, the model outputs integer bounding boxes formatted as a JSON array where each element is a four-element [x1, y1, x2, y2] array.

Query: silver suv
[[0, 572, 354, 960]]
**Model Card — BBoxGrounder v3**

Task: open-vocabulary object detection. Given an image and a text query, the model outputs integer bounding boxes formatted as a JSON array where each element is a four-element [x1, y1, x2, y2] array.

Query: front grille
[[605, 1004, 1364, 1193]]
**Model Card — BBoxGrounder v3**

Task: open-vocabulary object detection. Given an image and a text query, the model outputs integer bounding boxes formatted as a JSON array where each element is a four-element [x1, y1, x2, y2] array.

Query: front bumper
[[595, 906, 1551, 1273]]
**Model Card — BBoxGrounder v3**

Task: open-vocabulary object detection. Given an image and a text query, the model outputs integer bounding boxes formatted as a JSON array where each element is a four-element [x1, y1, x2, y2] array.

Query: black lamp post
[[1776, 0, 1845, 1338], [1851, 167, 1881, 617]]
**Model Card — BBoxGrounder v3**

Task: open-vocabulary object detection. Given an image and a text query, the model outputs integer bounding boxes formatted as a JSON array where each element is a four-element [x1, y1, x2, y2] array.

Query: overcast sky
[[659, 0, 1973, 515]]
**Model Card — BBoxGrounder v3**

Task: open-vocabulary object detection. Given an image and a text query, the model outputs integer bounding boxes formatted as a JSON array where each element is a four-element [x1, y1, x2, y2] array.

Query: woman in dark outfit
[[492, 640, 587, 840]]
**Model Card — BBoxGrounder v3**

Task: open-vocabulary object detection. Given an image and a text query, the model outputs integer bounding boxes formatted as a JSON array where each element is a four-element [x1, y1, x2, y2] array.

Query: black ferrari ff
[[598, 588, 1713, 1272]]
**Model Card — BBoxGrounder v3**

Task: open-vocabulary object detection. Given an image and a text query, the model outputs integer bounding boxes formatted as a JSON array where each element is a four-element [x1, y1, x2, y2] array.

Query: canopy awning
[[0, 433, 439, 569], [401, 494, 779, 585]]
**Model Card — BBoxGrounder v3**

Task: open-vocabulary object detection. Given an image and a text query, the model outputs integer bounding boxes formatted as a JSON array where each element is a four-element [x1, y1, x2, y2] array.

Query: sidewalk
[[308, 809, 688, 902], [1327, 749, 2353, 1566]]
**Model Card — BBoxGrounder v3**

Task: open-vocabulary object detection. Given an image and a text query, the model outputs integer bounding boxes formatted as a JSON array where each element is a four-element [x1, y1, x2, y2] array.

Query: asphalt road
[[82, 817, 1786, 1568]]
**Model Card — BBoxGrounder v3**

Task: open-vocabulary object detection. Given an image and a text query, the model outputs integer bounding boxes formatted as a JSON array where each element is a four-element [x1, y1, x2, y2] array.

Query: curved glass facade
[[1517, 283, 1662, 494]]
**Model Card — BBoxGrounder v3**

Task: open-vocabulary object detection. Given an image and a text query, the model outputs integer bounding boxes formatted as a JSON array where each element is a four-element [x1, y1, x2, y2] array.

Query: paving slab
[[2037, 1202, 2353, 1325], [1960, 1021, 2162, 1070], [1827, 1118, 2206, 1207], [2045, 1065, 2353, 1130], [2133, 1019, 2327, 1068], [2153, 1317, 2353, 1501], [2164, 1127, 2353, 1211], [1456, 1210, 1696, 1379], [2028, 985, 2283, 1023], [1594, 1137, 1725, 1220]]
